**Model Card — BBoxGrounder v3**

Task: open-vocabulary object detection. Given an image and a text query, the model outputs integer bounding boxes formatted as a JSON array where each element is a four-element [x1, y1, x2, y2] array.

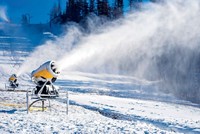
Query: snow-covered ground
[[0, 35, 200, 134], [1, 91, 200, 134]]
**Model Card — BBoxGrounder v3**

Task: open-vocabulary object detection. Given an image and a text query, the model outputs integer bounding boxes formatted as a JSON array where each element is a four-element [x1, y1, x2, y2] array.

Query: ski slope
[[0, 35, 200, 133]]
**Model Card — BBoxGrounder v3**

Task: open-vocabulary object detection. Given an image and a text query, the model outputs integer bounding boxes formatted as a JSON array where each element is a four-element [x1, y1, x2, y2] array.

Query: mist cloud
[[0, 6, 9, 22], [18, 0, 200, 103], [58, 0, 200, 75], [17, 26, 82, 76]]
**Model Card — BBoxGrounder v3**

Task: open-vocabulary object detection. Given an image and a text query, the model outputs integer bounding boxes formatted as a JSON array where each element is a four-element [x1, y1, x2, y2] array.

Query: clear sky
[[0, 0, 66, 24]]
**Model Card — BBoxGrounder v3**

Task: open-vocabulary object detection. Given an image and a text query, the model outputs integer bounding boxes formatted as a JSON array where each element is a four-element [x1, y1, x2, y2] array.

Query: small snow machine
[[5, 74, 19, 91]]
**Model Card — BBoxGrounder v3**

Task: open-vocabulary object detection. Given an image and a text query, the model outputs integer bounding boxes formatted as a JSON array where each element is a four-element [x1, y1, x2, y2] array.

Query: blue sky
[[0, 0, 66, 24], [0, 0, 149, 24]]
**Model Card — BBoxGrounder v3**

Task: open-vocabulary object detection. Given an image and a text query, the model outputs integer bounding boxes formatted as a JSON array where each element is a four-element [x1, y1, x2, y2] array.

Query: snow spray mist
[[0, 6, 9, 22], [19, 0, 200, 103]]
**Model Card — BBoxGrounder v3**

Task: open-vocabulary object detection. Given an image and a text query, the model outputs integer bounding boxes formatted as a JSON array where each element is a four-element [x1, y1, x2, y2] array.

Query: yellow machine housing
[[9, 74, 17, 83], [31, 61, 60, 86], [8, 74, 19, 89]]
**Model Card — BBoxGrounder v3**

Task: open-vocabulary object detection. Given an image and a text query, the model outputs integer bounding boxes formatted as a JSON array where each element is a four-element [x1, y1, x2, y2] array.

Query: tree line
[[49, 0, 160, 25]]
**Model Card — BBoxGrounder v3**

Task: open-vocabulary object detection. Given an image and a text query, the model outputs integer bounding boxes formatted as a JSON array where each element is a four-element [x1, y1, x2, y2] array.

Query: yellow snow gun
[[8, 74, 19, 88], [31, 61, 60, 97]]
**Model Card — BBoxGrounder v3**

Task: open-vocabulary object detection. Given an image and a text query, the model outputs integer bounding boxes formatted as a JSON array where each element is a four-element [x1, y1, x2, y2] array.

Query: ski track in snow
[[0, 34, 200, 133]]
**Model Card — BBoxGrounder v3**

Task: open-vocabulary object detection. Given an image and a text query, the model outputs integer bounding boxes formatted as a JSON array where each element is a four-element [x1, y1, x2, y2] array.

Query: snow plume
[[18, 0, 200, 103], [57, 0, 200, 76], [17, 27, 82, 76], [0, 6, 9, 22], [57, 0, 200, 103]]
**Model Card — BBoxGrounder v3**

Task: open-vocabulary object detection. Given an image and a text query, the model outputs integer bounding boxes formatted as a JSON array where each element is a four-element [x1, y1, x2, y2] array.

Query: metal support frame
[[26, 86, 69, 114], [66, 91, 69, 115], [26, 88, 49, 113], [5, 83, 16, 91], [36, 80, 58, 98], [26, 90, 29, 114]]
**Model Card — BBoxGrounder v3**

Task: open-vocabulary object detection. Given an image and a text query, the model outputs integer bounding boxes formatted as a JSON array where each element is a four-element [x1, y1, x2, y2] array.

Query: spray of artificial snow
[[17, 0, 200, 103], [57, 0, 200, 78], [0, 6, 9, 22]]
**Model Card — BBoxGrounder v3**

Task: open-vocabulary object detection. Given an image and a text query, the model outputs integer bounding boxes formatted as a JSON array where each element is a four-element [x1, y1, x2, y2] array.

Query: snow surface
[[0, 32, 200, 134]]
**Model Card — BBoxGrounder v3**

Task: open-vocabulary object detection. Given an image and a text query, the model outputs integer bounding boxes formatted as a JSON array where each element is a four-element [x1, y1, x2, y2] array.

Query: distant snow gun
[[31, 61, 60, 98], [8, 74, 19, 89]]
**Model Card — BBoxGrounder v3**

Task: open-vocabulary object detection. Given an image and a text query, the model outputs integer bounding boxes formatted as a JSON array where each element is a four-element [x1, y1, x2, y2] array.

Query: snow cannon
[[8, 74, 19, 88], [31, 61, 60, 98], [31, 61, 60, 86]]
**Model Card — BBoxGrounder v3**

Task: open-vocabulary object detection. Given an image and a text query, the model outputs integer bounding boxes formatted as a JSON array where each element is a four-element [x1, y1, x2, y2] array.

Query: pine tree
[[21, 14, 30, 25], [113, 0, 123, 18], [150, 0, 163, 3], [65, 0, 89, 23], [129, 0, 142, 11], [97, 0, 110, 17], [89, 0, 95, 12]]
